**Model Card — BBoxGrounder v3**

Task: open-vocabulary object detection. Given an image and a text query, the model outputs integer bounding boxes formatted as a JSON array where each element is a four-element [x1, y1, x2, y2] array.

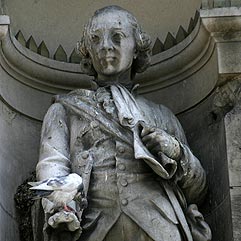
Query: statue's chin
[[95, 78, 118, 87], [99, 66, 119, 76], [95, 64, 133, 88]]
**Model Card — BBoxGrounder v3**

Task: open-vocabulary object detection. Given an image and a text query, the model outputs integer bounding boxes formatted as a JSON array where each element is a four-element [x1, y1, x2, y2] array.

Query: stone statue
[[35, 5, 212, 241]]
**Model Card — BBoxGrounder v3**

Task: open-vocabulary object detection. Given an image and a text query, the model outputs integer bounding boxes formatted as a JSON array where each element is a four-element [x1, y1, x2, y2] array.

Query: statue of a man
[[36, 5, 211, 241]]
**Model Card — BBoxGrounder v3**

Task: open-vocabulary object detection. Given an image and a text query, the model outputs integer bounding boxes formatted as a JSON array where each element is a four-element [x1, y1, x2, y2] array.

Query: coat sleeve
[[157, 105, 207, 205], [177, 142, 207, 205], [36, 103, 71, 181]]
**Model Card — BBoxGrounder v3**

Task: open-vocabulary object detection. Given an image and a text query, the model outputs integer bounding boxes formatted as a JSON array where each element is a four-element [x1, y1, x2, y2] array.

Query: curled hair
[[77, 5, 152, 79]]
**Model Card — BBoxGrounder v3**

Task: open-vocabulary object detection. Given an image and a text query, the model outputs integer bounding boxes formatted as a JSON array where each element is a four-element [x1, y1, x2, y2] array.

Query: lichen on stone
[[14, 171, 36, 241]]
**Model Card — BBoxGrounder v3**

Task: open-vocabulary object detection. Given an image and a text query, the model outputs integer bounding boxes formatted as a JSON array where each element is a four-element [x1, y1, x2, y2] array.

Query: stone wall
[[178, 93, 233, 241], [0, 98, 42, 241], [225, 101, 241, 241]]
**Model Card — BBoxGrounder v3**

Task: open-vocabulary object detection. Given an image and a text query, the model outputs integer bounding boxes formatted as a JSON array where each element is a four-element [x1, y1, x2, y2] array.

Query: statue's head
[[78, 5, 152, 82]]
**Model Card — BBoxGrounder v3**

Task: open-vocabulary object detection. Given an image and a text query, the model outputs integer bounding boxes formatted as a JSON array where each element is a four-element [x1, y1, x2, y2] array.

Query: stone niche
[[0, 1, 238, 241], [4, 0, 201, 58]]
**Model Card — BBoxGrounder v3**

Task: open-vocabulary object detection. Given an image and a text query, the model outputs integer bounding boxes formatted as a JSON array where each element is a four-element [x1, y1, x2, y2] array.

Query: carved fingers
[[141, 125, 181, 160], [48, 211, 81, 231], [186, 204, 212, 241], [46, 211, 82, 241]]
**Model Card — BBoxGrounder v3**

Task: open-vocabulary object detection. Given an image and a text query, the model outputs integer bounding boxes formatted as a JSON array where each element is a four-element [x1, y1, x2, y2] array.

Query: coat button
[[118, 163, 126, 171], [91, 121, 99, 128], [118, 146, 125, 153], [120, 179, 128, 187], [121, 199, 128, 206], [81, 152, 89, 159]]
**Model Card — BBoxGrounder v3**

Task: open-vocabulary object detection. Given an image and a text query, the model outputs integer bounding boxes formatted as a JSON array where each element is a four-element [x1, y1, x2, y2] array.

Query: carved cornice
[[201, 7, 241, 38], [201, 0, 231, 9], [14, 10, 200, 61], [15, 31, 82, 64], [138, 8, 241, 94], [201, 0, 241, 9], [0, 26, 93, 93], [135, 18, 215, 94], [201, 8, 241, 83], [204, 9, 241, 118]]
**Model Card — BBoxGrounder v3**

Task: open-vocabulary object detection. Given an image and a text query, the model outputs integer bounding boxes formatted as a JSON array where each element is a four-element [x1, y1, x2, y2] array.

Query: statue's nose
[[101, 37, 113, 51]]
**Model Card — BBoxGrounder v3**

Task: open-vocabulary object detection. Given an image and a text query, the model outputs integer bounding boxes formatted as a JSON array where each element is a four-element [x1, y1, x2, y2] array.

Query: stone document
[[34, 5, 211, 241]]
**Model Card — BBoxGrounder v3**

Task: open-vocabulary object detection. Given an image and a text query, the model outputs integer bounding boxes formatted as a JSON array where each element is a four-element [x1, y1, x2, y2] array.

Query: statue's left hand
[[141, 125, 181, 160], [186, 204, 212, 241]]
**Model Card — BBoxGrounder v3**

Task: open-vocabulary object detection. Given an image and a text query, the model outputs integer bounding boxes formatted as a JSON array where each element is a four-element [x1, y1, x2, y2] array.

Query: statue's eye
[[91, 35, 100, 43], [112, 32, 125, 44]]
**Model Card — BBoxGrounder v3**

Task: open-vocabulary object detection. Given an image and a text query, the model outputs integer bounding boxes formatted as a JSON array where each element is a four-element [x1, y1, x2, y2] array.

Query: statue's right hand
[[42, 198, 82, 240], [46, 211, 82, 241], [48, 211, 81, 232], [43, 211, 82, 241]]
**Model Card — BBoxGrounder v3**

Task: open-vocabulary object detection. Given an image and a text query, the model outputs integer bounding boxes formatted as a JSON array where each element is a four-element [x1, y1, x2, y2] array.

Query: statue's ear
[[76, 40, 88, 57], [76, 40, 96, 76], [79, 55, 97, 76]]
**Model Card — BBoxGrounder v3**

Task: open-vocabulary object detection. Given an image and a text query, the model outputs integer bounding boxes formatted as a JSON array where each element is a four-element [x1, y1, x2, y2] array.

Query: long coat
[[36, 86, 207, 241]]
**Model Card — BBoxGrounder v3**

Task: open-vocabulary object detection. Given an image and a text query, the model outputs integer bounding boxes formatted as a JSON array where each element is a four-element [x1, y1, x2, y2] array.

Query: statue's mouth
[[99, 52, 116, 59], [105, 56, 116, 61], [99, 55, 117, 64]]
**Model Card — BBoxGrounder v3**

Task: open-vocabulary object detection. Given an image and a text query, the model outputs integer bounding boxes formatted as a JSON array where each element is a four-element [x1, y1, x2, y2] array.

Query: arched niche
[[0, 2, 237, 241]]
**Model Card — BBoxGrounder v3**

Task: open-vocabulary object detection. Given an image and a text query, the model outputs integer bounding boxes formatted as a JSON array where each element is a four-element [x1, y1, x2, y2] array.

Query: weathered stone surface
[[218, 42, 241, 75], [38, 41, 50, 58], [0, 99, 42, 241], [230, 187, 241, 241], [15, 30, 26, 47], [178, 93, 233, 241], [152, 38, 164, 55], [225, 102, 241, 187], [26, 36, 38, 53], [69, 49, 81, 64], [54, 45, 67, 62], [176, 26, 188, 44], [225, 101, 241, 241]]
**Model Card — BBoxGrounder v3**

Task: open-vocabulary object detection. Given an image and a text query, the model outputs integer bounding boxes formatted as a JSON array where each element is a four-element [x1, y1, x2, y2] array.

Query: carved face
[[87, 11, 136, 79]]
